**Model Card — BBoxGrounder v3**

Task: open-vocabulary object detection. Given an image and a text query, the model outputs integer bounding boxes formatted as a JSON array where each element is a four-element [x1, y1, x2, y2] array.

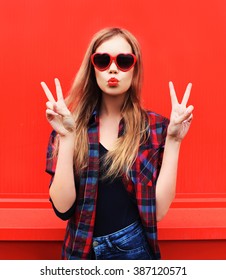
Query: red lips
[[108, 77, 119, 87]]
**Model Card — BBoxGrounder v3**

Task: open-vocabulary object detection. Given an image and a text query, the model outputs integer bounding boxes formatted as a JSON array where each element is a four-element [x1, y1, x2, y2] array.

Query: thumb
[[62, 115, 75, 132]]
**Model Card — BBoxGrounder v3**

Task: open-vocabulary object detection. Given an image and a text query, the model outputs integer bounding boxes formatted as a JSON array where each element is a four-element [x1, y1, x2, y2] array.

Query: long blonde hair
[[65, 27, 149, 179]]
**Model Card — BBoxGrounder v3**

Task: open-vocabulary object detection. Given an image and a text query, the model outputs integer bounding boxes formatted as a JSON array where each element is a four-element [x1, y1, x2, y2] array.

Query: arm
[[156, 136, 181, 221], [41, 78, 76, 213], [49, 133, 76, 213], [156, 82, 194, 221]]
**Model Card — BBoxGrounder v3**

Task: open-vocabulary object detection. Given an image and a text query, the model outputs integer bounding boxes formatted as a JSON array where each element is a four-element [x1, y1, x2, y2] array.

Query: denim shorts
[[91, 220, 153, 260]]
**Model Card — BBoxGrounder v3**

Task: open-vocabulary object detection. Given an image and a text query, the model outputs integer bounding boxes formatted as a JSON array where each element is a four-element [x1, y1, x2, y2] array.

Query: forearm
[[49, 133, 76, 213], [156, 136, 181, 221]]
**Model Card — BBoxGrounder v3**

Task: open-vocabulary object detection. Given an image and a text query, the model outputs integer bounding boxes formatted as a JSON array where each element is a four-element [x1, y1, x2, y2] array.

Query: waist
[[93, 220, 142, 242]]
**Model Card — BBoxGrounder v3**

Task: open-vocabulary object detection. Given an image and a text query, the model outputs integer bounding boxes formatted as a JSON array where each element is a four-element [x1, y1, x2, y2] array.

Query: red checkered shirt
[[46, 109, 169, 259]]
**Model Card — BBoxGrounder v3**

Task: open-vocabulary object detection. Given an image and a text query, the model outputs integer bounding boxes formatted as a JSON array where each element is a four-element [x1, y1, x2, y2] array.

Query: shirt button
[[93, 241, 99, 247]]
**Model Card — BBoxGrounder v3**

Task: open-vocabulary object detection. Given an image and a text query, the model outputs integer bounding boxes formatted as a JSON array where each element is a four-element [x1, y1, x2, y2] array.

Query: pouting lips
[[108, 78, 119, 86]]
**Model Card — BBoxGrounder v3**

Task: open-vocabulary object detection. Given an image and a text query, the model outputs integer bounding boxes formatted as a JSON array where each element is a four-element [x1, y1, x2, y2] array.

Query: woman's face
[[93, 35, 134, 97]]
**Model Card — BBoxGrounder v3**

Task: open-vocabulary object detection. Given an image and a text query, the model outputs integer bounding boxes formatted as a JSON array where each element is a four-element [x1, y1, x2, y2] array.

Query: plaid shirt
[[46, 109, 169, 260]]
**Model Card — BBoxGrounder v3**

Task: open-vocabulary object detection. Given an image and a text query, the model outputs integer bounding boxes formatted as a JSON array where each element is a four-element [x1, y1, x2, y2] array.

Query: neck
[[99, 93, 126, 118]]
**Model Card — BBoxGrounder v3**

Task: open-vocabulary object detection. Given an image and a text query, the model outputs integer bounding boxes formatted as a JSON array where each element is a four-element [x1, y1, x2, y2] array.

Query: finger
[[176, 105, 194, 124], [181, 83, 192, 106], [185, 113, 193, 123], [53, 102, 71, 117], [54, 78, 64, 100], [169, 81, 178, 106], [46, 101, 54, 110], [46, 108, 59, 116], [40, 82, 56, 102]]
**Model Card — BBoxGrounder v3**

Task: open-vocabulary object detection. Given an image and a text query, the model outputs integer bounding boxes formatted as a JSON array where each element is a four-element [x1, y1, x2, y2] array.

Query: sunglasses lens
[[93, 53, 110, 70], [116, 54, 135, 70]]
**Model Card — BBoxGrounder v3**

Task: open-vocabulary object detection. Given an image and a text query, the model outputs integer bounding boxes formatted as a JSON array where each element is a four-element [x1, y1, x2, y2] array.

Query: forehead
[[95, 35, 132, 54]]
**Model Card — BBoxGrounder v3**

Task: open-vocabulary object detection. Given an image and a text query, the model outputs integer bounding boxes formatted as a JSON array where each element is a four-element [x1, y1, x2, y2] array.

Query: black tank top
[[93, 143, 139, 237]]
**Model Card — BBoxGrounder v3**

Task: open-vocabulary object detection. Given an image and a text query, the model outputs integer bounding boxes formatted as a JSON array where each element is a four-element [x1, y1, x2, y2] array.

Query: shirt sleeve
[[51, 201, 77, 221], [156, 116, 169, 174], [45, 130, 58, 176], [45, 130, 76, 220], [146, 111, 169, 176]]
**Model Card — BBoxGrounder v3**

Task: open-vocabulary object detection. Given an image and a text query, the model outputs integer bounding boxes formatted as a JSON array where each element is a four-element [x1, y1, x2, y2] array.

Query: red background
[[0, 0, 226, 259]]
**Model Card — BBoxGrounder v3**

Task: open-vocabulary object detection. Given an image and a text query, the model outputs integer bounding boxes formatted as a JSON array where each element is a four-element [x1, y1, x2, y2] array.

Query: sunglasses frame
[[91, 53, 137, 72]]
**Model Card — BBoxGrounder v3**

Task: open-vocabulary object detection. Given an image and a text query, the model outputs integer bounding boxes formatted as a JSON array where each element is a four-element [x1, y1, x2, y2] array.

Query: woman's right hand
[[41, 78, 75, 136]]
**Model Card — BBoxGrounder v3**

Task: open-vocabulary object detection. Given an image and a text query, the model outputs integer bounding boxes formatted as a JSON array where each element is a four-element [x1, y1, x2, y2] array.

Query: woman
[[41, 27, 194, 260]]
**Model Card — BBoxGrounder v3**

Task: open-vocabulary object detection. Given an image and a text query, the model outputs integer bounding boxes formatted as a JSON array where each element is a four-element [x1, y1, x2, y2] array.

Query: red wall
[[1, 0, 226, 197], [0, 0, 226, 260]]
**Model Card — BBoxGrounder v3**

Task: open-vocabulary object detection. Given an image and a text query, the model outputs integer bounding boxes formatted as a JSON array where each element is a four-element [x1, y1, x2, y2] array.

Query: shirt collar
[[88, 105, 99, 126]]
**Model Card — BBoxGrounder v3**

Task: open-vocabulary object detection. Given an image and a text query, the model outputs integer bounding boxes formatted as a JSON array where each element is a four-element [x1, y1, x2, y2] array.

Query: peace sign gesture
[[167, 81, 194, 141], [41, 78, 75, 136]]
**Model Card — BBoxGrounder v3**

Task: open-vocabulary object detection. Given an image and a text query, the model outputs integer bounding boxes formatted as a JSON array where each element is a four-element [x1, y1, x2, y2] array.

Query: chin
[[102, 86, 129, 96], [103, 90, 126, 97]]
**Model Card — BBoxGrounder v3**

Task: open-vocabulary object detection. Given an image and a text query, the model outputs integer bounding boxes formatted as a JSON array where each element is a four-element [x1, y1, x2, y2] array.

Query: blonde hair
[[64, 27, 149, 179]]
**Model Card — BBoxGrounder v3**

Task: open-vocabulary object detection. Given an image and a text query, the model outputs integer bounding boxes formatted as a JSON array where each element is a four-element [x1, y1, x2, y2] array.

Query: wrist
[[166, 134, 182, 145], [59, 131, 76, 143], [57, 133, 75, 157]]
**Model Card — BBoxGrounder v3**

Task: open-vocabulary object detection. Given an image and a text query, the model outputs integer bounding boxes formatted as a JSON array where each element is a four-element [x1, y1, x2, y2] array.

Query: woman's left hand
[[167, 81, 194, 142]]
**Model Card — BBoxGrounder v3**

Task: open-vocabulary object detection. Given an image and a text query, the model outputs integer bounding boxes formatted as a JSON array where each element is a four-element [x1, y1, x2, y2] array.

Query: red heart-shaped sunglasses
[[91, 53, 137, 72]]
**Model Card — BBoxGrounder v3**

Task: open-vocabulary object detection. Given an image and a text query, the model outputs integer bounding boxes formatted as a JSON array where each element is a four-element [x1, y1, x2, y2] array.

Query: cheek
[[95, 71, 106, 88], [122, 71, 133, 89]]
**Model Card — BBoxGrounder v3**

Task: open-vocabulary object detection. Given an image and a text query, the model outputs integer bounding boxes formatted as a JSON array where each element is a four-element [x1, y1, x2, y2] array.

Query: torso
[[99, 116, 120, 150], [93, 142, 139, 237]]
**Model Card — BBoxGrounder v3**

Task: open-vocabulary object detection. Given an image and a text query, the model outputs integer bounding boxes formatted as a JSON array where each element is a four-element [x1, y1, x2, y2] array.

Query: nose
[[108, 60, 118, 73]]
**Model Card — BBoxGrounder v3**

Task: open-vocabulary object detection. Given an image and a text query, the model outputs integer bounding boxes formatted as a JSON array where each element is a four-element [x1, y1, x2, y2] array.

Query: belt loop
[[105, 237, 113, 249]]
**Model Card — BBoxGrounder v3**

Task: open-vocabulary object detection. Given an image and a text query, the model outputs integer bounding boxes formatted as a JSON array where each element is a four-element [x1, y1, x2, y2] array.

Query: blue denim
[[91, 220, 153, 260]]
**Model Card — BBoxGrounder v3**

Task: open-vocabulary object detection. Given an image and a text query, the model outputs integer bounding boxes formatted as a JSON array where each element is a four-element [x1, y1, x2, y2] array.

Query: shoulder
[[46, 130, 58, 175], [145, 110, 169, 126], [47, 130, 58, 159], [47, 130, 58, 151], [48, 130, 57, 143], [143, 110, 169, 147]]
